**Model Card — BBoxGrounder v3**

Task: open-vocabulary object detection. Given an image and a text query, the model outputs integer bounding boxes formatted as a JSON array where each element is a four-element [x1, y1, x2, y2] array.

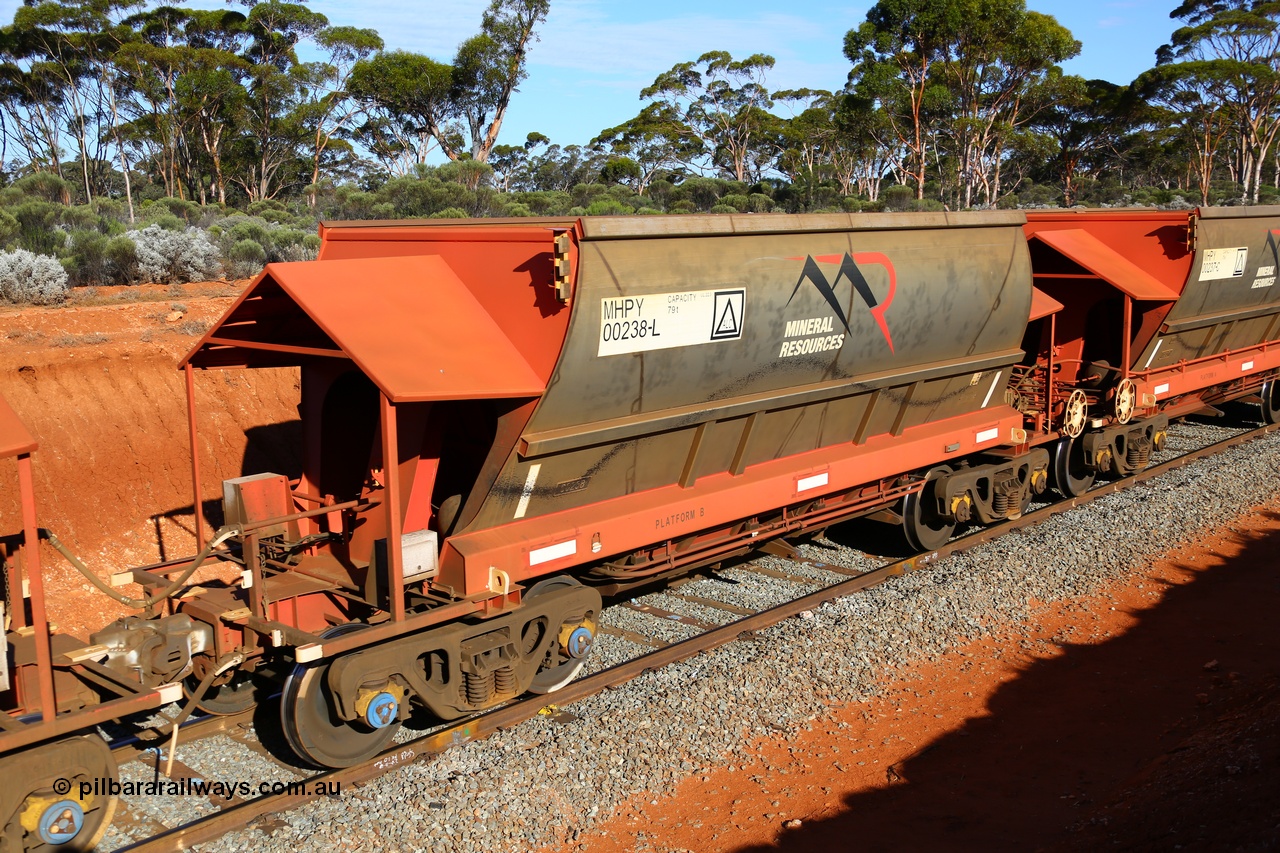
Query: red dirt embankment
[[0, 284, 301, 635]]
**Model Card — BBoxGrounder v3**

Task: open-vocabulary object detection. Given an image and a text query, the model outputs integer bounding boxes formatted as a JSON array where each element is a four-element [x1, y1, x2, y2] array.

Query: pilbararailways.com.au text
[[63, 777, 342, 798]]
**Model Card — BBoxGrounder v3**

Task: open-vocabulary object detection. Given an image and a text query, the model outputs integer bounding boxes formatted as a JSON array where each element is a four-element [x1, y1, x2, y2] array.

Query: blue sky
[[0, 0, 1179, 150]]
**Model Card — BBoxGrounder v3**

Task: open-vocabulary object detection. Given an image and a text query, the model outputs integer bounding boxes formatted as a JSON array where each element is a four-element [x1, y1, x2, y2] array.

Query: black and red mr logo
[[785, 253, 897, 353]]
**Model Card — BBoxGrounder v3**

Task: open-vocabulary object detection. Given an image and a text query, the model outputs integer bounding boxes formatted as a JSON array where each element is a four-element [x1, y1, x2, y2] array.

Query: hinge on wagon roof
[[1186, 212, 1198, 253], [553, 231, 572, 302]]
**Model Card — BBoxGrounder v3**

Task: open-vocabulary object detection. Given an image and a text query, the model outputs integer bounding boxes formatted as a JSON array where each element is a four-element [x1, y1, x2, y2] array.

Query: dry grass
[[50, 332, 111, 347], [5, 328, 46, 344]]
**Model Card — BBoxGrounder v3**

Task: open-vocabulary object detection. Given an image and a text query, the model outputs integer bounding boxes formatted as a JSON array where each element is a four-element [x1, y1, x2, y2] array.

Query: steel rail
[[114, 420, 1280, 853]]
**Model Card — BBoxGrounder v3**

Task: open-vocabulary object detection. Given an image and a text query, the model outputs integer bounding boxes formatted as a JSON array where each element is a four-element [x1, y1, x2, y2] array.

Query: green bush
[[147, 197, 202, 224], [225, 218, 273, 249], [9, 172, 71, 204], [882, 185, 914, 212], [9, 201, 66, 255], [585, 199, 632, 216], [720, 194, 750, 212], [139, 208, 185, 231], [0, 209, 19, 249], [429, 207, 468, 219], [709, 203, 739, 214], [245, 199, 292, 224], [105, 236, 139, 283], [64, 230, 110, 287], [226, 239, 267, 279]]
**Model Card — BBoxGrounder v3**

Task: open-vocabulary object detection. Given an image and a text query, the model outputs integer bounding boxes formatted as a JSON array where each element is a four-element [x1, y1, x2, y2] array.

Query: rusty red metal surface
[[182, 255, 546, 400], [0, 396, 36, 459], [1029, 228, 1182, 302]]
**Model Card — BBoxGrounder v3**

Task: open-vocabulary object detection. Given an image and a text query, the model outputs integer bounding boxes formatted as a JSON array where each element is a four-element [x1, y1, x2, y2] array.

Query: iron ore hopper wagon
[[2, 206, 1279, 850]]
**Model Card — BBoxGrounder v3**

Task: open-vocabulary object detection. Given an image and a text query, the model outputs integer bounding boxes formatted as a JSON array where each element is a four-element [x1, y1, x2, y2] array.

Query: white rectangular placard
[[529, 539, 577, 566], [598, 289, 745, 356], [1199, 247, 1249, 281], [797, 472, 829, 492]]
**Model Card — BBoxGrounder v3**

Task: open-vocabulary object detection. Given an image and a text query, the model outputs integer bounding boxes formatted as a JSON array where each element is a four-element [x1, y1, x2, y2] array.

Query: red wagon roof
[[0, 395, 36, 458], [181, 255, 546, 402]]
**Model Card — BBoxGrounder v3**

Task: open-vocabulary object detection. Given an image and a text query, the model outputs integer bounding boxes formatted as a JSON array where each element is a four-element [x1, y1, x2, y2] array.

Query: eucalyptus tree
[[3, 0, 147, 203], [1032, 76, 1128, 206], [638, 51, 779, 183], [935, 0, 1078, 206], [296, 25, 383, 205], [116, 5, 248, 202], [592, 103, 701, 194], [1155, 0, 1280, 203], [451, 0, 549, 162], [844, 0, 955, 199], [347, 49, 457, 170], [231, 0, 329, 201], [0, 31, 68, 185], [489, 131, 548, 191], [1137, 59, 1235, 204]]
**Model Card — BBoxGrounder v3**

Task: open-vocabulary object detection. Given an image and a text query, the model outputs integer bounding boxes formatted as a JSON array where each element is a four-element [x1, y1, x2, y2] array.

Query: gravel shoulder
[[146, 419, 1280, 853]]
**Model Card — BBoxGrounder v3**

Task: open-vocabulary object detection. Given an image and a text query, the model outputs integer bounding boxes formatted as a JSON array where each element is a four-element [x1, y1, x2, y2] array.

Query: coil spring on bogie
[[464, 670, 493, 705], [992, 492, 1012, 515], [493, 665, 516, 697], [1126, 441, 1151, 470]]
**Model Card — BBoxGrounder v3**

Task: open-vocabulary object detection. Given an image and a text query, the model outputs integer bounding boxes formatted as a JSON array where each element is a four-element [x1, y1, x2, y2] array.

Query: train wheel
[[1052, 436, 1096, 498], [901, 466, 956, 552], [1261, 379, 1280, 424], [526, 577, 594, 695], [281, 624, 401, 768], [0, 736, 117, 853]]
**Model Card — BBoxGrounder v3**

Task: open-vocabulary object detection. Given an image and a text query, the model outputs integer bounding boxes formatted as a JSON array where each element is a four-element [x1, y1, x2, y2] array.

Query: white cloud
[[305, 0, 490, 58]]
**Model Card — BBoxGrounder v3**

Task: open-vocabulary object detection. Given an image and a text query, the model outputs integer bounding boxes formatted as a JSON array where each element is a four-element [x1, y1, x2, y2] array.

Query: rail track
[[100, 416, 1277, 853]]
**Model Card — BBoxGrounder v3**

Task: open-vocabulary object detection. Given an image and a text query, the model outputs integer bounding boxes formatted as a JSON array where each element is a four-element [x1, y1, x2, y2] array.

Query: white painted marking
[[294, 644, 323, 663], [514, 463, 541, 519], [157, 683, 184, 703], [797, 472, 829, 492], [976, 427, 999, 443], [598, 288, 745, 356], [1144, 338, 1163, 368], [981, 370, 1003, 408], [1154, 383, 1170, 395], [530, 539, 577, 566], [1242, 360, 1255, 371], [1199, 246, 1249, 280]]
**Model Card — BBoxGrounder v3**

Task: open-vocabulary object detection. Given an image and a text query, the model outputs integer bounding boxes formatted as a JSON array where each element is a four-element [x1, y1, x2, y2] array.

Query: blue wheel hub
[[363, 692, 399, 729], [566, 626, 594, 659], [38, 799, 84, 846]]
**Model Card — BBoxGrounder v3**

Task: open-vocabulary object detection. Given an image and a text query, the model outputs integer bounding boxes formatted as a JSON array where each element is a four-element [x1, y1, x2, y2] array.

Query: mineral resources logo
[[785, 253, 897, 354]]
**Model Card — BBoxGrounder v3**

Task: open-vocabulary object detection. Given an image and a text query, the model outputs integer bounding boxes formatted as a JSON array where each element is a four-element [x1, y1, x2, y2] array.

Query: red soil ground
[[0, 283, 301, 635]]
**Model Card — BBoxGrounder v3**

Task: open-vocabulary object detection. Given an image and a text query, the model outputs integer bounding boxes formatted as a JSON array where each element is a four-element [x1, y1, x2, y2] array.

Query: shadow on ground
[[735, 512, 1280, 853]]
